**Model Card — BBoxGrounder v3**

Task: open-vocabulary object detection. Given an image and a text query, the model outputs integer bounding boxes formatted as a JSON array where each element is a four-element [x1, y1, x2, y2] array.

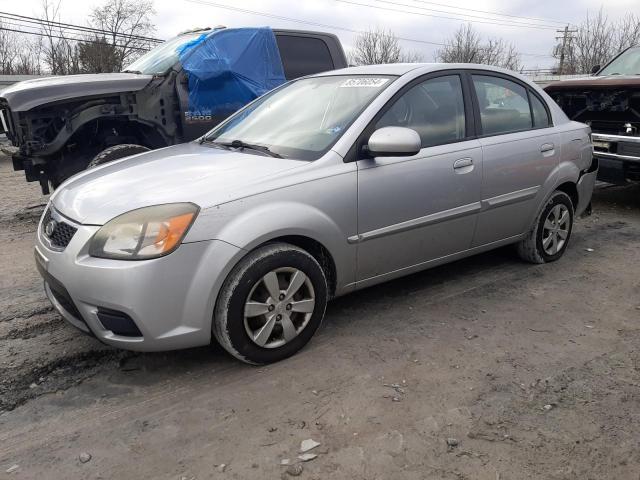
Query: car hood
[[0, 73, 153, 112], [545, 75, 640, 91], [51, 142, 308, 225]]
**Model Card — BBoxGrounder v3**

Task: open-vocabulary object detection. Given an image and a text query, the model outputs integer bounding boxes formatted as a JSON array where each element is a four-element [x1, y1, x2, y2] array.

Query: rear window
[[276, 35, 334, 79]]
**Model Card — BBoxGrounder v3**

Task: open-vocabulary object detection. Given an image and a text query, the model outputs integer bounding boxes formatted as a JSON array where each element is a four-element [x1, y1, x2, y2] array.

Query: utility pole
[[555, 25, 577, 75]]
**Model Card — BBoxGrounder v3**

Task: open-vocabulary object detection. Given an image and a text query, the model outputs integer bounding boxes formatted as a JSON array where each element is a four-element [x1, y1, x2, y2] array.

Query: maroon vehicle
[[545, 46, 640, 185]]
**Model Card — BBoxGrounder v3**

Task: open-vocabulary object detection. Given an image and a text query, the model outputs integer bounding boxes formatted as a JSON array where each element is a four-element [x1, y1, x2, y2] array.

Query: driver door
[[355, 73, 483, 282]]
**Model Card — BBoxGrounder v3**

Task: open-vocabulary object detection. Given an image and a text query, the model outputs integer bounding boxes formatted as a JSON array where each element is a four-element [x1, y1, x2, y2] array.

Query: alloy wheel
[[542, 204, 570, 256], [243, 267, 316, 349]]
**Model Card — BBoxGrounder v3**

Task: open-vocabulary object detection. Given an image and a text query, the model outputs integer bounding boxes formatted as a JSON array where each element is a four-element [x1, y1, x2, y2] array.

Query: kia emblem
[[45, 220, 57, 237]]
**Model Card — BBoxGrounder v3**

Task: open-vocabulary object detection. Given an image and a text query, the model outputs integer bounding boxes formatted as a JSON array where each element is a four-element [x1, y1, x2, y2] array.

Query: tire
[[87, 144, 150, 169], [517, 190, 574, 264], [213, 243, 328, 365]]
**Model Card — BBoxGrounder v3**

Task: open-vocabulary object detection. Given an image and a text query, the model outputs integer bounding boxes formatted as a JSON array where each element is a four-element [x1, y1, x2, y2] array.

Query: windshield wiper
[[205, 139, 283, 158], [122, 69, 142, 74]]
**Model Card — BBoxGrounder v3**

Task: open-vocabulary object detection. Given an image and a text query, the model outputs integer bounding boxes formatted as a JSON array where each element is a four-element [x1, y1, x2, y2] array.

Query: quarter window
[[530, 94, 551, 128], [472, 75, 532, 135], [375, 75, 466, 148]]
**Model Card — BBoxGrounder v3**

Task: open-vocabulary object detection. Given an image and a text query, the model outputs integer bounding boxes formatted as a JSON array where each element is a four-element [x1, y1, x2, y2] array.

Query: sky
[[0, 0, 637, 68]]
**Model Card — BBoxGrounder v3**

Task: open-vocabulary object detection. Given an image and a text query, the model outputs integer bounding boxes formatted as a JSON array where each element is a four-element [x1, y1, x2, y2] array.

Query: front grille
[[42, 208, 78, 249], [618, 141, 640, 158]]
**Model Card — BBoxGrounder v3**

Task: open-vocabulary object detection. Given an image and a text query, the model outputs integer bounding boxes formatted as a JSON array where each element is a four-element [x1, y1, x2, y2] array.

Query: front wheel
[[213, 243, 328, 365], [87, 144, 150, 169], [517, 190, 574, 264]]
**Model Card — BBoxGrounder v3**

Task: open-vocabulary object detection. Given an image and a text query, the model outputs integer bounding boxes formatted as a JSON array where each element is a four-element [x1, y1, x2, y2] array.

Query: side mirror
[[367, 127, 421, 157], [590, 64, 601, 75]]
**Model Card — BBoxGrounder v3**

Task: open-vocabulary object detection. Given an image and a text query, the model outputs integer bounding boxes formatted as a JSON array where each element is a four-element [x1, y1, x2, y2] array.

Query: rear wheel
[[87, 144, 150, 169], [517, 190, 574, 264], [213, 243, 328, 365]]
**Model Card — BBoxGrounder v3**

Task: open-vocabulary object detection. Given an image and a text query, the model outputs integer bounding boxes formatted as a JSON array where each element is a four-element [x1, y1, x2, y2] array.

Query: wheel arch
[[252, 235, 338, 298], [555, 181, 579, 210], [188, 201, 356, 298]]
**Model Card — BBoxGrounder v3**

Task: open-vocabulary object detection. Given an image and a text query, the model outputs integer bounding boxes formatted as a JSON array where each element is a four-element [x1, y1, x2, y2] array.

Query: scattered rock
[[5, 465, 19, 474], [286, 463, 304, 476], [543, 404, 553, 411], [216, 464, 227, 472], [79, 452, 92, 463], [280, 458, 291, 465], [300, 438, 320, 453], [268, 426, 278, 433], [311, 390, 318, 395], [446, 438, 459, 448], [392, 396, 401, 402], [298, 453, 318, 462], [585, 248, 595, 252]]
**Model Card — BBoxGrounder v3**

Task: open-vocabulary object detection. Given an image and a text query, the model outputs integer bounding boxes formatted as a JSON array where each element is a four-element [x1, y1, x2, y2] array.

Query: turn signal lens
[[89, 203, 199, 260]]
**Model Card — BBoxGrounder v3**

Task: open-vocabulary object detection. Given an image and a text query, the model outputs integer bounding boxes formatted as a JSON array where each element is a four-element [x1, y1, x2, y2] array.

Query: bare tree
[[90, 0, 156, 70], [436, 24, 521, 70], [556, 9, 640, 74], [40, 0, 80, 75], [350, 28, 422, 65], [0, 22, 18, 74]]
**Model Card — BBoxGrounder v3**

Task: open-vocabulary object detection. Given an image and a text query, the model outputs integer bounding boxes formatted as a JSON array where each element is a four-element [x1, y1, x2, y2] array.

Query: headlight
[[89, 203, 199, 260]]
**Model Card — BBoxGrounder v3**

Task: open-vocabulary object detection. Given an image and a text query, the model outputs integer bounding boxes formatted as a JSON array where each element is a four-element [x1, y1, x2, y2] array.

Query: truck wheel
[[517, 190, 574, 264], [87, 144, 150, 169], [213, 243, 328, 365]]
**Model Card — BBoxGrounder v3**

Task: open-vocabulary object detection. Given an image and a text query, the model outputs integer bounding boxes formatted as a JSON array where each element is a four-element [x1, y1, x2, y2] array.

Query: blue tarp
[[178, 27, 286, 119]]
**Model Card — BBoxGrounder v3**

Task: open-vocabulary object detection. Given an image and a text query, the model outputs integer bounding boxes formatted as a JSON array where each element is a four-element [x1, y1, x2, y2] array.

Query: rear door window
[[276, 35, 335, 79], [472, 75, 533, 135]]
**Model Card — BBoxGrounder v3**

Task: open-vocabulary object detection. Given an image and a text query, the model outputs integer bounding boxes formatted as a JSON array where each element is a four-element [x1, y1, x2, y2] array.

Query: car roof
[[313, 62, 528, 80]]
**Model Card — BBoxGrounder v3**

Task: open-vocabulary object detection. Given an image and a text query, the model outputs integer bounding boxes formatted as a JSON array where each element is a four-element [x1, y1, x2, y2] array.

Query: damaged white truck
[[0, 27, 347, 193], [545, 45, 640, 185]]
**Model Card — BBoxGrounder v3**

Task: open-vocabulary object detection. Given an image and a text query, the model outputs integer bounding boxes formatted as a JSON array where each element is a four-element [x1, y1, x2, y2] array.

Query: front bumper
[[592, 133, 640, 184], [34, 211, 244, 352]]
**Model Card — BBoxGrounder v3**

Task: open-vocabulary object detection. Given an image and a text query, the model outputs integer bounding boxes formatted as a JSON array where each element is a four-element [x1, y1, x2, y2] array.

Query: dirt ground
[[0, 154, 639, 480]]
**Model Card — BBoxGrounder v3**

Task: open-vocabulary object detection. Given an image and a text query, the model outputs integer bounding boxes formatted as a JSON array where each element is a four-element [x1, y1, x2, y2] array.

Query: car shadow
[[110, 182, 640, 385]]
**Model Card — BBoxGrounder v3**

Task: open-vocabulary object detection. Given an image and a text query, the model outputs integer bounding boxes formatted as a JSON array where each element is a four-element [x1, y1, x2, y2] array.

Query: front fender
[[186, 200, 357, 295]]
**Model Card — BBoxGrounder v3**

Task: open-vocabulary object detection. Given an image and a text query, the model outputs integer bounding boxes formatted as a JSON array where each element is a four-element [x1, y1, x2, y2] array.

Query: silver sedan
[[35, 63, 597, 364]]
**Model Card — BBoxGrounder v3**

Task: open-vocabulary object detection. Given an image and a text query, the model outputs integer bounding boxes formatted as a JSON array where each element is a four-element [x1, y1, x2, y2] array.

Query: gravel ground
[[0, 154, 639, 479]]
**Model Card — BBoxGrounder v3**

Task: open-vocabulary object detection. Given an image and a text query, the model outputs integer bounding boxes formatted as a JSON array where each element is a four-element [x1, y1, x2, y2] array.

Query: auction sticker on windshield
[[340, 78, 390, 88]]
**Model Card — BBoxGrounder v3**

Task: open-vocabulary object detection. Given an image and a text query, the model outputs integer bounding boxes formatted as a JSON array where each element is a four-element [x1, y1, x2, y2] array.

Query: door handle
[[540, 143, 555, 153], [453, 158, 473, 169]]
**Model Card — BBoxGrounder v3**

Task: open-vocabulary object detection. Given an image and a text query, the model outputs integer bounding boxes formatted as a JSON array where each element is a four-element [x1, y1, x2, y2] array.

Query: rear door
[[354, 72, 483, 282], [469, 72, 560, 247]]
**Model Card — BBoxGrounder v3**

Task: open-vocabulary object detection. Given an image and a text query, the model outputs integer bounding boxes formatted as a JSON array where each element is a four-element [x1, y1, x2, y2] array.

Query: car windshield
[[598, 46, 640, 76], [123, 32, 206, 75], [204, 75, 395, 160]]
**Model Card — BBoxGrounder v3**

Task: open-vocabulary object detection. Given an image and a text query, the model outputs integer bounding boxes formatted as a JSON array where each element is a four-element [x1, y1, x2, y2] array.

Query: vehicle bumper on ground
[[34, 211, 243, 352], [592, 133, 640, 184], [576, 159, 599, 217]]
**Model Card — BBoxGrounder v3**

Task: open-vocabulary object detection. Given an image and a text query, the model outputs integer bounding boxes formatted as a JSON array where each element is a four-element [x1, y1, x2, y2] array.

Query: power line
[[335, 0, 560, 30], [0, 26, 154, 52], [0, 11, 163, 43], [406, 0, 570, 26], [185, 0, 554, 58]]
